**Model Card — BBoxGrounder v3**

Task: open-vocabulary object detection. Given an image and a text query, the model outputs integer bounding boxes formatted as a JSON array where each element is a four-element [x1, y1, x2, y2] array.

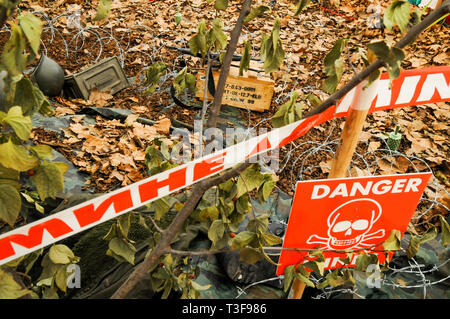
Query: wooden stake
[[290, 275, 308, 299], [328, 107, 370, 178], [289, 79, 380, 299]]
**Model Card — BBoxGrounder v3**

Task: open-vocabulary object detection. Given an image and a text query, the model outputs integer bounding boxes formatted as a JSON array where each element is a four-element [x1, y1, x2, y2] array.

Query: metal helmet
[[31, 55, 65, 97]]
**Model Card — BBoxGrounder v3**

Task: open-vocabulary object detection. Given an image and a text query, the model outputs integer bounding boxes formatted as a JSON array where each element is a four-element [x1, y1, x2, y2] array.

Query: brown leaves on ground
[[88, 89, 114, 107], [56, 113, 166, 192]]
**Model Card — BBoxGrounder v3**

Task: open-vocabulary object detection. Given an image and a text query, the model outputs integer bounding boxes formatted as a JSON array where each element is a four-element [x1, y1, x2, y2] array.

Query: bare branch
[[206, 0, 253, 129], [146, 214, 165, 233], [167, 248, 231, 256]]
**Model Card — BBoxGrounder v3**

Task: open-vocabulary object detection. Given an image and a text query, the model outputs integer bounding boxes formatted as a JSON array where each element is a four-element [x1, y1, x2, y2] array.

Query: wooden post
[[289, 79, 380, 299]]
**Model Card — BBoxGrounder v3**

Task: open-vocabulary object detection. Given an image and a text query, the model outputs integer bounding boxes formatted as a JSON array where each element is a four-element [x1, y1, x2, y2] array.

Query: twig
[[206, 0, 252, 129], [167, 248, 231, 256], [146, 214, 165, 233]]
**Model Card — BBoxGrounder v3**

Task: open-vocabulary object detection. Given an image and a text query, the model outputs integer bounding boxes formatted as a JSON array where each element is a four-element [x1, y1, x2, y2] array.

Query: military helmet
[[31, 55, 65, 97]]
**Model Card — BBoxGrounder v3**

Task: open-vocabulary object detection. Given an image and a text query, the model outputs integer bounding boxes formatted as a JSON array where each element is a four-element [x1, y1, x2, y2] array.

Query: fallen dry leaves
[[54, 113, 169, 191]]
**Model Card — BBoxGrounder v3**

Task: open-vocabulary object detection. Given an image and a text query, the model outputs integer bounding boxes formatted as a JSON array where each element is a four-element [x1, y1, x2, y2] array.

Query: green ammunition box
[[63, 56, 129, 99]]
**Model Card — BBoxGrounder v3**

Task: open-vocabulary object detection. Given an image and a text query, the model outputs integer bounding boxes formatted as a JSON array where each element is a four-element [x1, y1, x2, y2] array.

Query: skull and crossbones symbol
[[307, 198, 385, 250]]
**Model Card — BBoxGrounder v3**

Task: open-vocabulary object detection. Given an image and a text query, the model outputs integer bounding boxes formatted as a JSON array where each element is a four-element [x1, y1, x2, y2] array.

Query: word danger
[[311, 177, 423, 199]]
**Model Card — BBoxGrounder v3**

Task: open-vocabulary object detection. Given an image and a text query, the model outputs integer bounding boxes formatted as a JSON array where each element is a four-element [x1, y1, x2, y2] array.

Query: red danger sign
[[276, 172, 432, 275]]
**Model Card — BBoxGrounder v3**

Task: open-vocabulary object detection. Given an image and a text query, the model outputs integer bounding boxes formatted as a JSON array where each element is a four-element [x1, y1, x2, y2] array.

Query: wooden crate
[[195, 64, 274, 112]]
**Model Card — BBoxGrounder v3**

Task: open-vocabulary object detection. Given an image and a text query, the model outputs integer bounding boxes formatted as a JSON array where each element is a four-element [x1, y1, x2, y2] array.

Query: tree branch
[[305, 0, 450, 118], [206, 0, 252, 129], [111, 162, 252, 298]]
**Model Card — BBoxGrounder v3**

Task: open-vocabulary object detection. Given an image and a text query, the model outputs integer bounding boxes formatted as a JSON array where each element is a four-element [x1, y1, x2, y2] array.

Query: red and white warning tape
[[0, 66, 448, 266]]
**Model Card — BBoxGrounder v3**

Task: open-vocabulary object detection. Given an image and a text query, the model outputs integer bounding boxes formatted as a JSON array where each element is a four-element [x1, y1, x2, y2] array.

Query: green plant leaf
[[306, 93, 321, 108], [382, 229, 402, 251], [235, 195, 250, 214], [231, 231, 257, 249], [283, 265, 296, 292], [359, 48, 380, 86], [0, 183, 21, 227], [0, 269, 31, 299], [214, 0, 228, 11], [407, 226, 438, 258], [29, 144, 53, 160], [238, 247, 264, 264], [189, 20, 208, 58], [0, 164, 20, 186], [32, 83, 53, 116], [18, 13, 43, 54], [294, 265, 315, 287], [236, 164, 266, 198], [48, 244, 76, 265], [260, 18, 285, 73], [102, 223, 118, 241], [30, 162, 66, 201], [207, 19, 228, 52], [294, 0, 311, 16], [0, 139, 38, 172], [261, 179, 275, 202], [239, 41, 251, 76], [190, 280, 211, 291], [93, 0, 112, 21], [303, 256, 325, 276], [54, 265, 68, 293], [199, 206, 219, 221], [12, 77, 38, 116], [260, 232, 282, 246], [1, 106, 32, 140], [173, 66, 197, 95], [208, 219, 225, 246], [418, 226, 437, 244], [367, 41, 405, 80], [153, 197, 171, 221], [1, 24, 27, 77], [247, 214, 269, 233], [384, 0, 411, 34], [355, 253, 379, 271], [117, 213, 132, 238], [325, 269, 347, 287], [321, 38, 347, 94], [108, 237, 136, 264], [145, 62, 168, 94], [174, 12, 183, 25], [244, 5, 271, 23], [272, 91, 302, 128], [406, 235, 421, 259]]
